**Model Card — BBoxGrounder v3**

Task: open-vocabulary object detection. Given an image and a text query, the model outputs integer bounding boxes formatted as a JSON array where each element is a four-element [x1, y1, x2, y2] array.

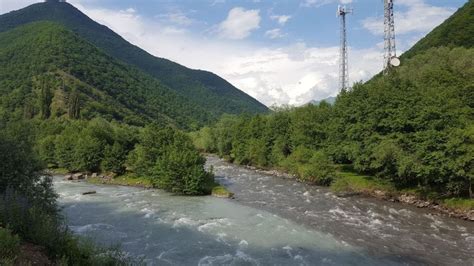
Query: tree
[[73, 134, 104, 172], [152, 148, 213, 195], [68, 90, 80, 119], [102, 142, 126, 174]]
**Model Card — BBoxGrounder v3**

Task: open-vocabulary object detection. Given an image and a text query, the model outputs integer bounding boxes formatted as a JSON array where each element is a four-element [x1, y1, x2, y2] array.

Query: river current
[[54, 156, 474, 265]]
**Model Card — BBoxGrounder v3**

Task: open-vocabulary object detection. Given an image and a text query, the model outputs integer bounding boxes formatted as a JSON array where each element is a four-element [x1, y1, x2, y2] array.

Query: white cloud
[[265, 28, 286, 39], [362, 0, 454, 36], [156, 11, 195, 26], [301, 0, 352, 8], [125, 8, 136, 14], [270, 14, 291, 26], [217, 7, 261, 40], [211, 0, 225, 6]]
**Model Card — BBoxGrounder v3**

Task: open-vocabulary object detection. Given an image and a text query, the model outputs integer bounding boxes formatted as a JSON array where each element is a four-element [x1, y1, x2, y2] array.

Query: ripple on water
[[198, 250, 259, 266]]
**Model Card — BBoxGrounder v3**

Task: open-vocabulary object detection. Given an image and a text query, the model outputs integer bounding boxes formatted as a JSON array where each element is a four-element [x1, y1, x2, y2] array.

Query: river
[[54, 156, 474, 265]]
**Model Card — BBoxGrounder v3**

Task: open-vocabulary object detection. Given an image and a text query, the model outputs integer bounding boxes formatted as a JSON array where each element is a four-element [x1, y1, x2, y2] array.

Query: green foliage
[[211, 186, 233, 198], [0, 3, 268, 127], [74, 134, 104, 172], [196, 47, 474, 198], [129, 126, 214, 195], [102, 142, 127, 175], [442, 198, 474, 211], [153, 148, 214, 195], [330, 172, 396, 195], [0, 21, 215, 128], [189, 127, 216, 152], [0, 121, 57, 213], [0, 227, 20, 262], [0, 120, 137, 264], [403, 0, 474, 58], [299, 152, 339, 186], [88, 175, 153, 189]]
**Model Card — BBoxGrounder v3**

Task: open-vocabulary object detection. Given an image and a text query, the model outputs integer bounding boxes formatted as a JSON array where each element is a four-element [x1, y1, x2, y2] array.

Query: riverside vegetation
[[0, 118, 216, 263], [191, 1, 474, 212], [191, 46, 474, 212], [0, 120, 144, 265]]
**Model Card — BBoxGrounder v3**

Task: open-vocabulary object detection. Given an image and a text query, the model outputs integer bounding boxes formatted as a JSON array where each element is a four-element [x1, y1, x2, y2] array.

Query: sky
[[0, 0, 468, 106]]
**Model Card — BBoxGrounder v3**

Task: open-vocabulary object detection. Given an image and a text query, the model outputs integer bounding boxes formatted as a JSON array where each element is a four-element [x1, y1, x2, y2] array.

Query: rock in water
[[82, 191, 97, 195], [73, 173, 84, 180]]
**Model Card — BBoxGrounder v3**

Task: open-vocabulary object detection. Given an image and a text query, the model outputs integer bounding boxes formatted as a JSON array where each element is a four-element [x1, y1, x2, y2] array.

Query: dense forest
[[0, 1, 268, 118], [0, 22, 214, 128], [192, 47, 474, 200]]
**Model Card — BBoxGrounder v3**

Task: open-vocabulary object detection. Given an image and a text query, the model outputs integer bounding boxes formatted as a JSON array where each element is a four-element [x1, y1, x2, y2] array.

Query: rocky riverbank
[[234, 158, 474, 222], [366, 191, 474, 222]]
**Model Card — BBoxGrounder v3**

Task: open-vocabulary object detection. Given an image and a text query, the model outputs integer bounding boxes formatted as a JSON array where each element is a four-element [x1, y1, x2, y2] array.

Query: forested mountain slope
[[402, 0, 474, 58], [0, 1, 268, 116], [0, 22, 213, 128]]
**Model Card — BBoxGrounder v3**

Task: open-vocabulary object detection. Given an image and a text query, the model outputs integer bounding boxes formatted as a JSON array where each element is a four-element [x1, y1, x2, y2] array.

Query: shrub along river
[[54, 156, 474, 265]]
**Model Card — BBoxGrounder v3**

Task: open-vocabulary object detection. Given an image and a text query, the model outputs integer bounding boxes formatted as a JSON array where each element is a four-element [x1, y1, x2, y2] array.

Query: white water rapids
[[54, 156, 474, 265]]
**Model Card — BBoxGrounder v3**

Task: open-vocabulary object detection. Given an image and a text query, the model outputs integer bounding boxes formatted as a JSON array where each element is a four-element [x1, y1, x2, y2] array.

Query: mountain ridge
[[402, 0, 474, 58], [0, 1, 268, 116], [0, 21, 217, 127]]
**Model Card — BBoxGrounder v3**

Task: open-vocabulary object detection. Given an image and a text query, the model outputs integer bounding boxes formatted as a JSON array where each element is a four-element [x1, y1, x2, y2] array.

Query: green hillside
[[0, 1, 268, 116], [402, 0, 474, 58], [0, 22, 214, 128]]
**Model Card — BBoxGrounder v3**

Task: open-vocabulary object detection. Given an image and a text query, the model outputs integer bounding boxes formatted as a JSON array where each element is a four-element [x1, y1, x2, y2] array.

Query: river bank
[[213, 155, 474, 222], [55, 171, 234, 198]]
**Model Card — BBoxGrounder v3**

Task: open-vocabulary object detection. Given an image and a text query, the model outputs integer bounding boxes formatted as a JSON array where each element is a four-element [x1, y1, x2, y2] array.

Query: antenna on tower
[[337, 5, 352, 92], [383, 0, 399, 74]]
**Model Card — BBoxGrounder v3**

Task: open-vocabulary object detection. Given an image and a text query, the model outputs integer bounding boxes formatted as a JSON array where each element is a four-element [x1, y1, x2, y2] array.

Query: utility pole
[[337, 5, 352, 92], [383, 0, 400, 74]]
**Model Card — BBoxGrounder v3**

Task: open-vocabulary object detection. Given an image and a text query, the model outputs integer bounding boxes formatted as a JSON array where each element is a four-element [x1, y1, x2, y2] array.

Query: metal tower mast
[[337, 5, 352, 92], [383, 0, 399, 74]]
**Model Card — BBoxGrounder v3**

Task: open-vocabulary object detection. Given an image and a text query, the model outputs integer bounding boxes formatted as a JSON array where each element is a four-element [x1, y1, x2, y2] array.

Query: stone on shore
[[73, 173, 84, 180]]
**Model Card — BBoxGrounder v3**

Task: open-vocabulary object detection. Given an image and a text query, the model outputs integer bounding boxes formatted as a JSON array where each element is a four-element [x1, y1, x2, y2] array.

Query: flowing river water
[[54, 156, 474, 265]]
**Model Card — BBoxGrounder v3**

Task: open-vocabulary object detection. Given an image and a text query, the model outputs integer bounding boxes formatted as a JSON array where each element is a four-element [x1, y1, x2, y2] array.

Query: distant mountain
[[0, 1, 268, 124], [0, 22, 216, 127], [309, 96, 336, 106], [402, 0, 474, 59]]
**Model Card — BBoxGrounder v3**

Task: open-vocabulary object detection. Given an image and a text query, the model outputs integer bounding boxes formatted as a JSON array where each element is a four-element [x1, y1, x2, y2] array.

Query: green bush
[[101, 142, 127, 174], [0, 227, 20, 262], [152, 148, 214, 195], [298, 152, 339, 186], [74, 134, 104, 172]]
